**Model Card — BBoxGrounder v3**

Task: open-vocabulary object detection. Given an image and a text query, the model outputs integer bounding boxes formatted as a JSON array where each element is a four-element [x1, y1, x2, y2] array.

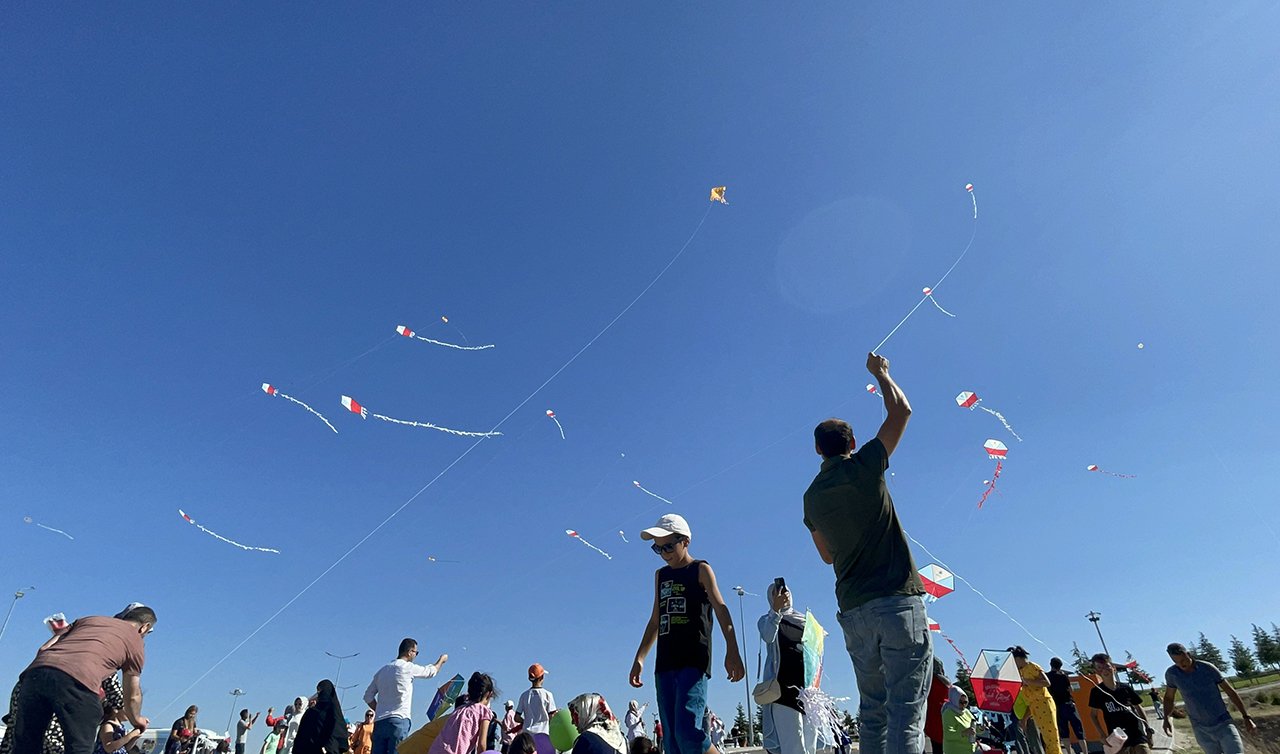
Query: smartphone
[[774, 577, 786, 590]]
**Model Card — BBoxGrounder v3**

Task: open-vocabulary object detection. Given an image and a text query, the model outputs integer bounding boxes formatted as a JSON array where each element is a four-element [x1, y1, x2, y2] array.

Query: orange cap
[[528, 663, 547, 679]]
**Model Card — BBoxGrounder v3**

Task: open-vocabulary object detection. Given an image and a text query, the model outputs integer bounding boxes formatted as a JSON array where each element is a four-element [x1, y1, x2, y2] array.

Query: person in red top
[[924, 660, 952, 754], [12, 604, 156, 754]]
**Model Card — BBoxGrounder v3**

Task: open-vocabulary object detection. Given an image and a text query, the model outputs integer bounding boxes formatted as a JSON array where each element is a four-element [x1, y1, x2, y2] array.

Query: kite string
[[163, 201, 717, 712]]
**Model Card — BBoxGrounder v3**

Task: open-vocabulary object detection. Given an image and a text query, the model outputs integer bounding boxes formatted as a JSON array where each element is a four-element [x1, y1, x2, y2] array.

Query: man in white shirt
[[514, 663, 557, 736], [364, 638, 449, 754]]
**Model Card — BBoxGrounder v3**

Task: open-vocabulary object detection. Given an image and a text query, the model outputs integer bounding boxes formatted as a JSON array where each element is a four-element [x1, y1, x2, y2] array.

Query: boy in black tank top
[[629, 514, 745, 754]]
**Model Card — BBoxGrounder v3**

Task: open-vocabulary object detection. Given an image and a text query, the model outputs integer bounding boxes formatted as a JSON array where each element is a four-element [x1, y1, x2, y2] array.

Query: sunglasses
[[651, 538, 687, 554]]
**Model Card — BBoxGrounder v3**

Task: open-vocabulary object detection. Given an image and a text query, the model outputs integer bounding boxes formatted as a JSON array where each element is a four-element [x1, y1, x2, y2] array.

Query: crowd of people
[[0, 355, 1262, 754]]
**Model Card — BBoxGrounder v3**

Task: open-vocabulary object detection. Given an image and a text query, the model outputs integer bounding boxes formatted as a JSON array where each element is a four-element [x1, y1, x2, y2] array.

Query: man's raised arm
[[869, 352, 911, 457]]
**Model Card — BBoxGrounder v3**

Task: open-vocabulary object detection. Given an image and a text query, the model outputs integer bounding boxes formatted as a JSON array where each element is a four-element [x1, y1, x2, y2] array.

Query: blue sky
[[3, 1, 1279, 741]]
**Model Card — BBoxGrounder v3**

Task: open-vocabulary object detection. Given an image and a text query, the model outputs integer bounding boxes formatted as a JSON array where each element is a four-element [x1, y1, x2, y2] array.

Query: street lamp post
[[338, 684, 360, 714], [326, 652, 360, 704], [0, 586, 36, 644], [226, 689, 246, 736], [732, 586, 756, 747], [1085, 611, 1111, 658]]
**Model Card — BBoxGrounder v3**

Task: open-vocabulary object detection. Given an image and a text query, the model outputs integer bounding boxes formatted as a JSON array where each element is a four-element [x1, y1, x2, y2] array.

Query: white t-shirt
[[284, 709, 304, 752], [364, 658, 440, 722], [515, 687, 557, 735]]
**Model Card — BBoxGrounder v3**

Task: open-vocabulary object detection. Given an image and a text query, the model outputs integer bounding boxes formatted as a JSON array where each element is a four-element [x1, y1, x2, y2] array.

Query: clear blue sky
[[3, 1, 1279, 742]]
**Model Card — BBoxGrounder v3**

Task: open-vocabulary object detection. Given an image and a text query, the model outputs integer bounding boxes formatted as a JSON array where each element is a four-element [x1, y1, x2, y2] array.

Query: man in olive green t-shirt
[[803, 352, 932, 754]]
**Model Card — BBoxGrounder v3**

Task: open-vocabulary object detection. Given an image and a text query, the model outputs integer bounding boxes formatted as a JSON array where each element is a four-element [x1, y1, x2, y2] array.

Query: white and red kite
[[971, 649, 1022, 713], [918, 564, 955, 601], [546, 409, 565, 439], [340, 395, 500, 437], [984, 439, 1008, 459], [341, 395, 368, 419], [566, 529, 611, 559], [1087, 464, 1136, 478], [921, 287, 956, 317]]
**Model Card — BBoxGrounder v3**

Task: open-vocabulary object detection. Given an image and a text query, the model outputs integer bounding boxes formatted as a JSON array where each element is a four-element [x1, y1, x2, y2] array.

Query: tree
[[1229, 635, 1260, 681], [1252, 624, 1280, 670], [1125, 651, 1154, 687], [732, 703, 749, 743], [954, 659, 975, 700], [753, 706, 763, 745], [1070, 642, 1094, 675], [1196, 632, 1227, 670], [839, 708, 857, 734]]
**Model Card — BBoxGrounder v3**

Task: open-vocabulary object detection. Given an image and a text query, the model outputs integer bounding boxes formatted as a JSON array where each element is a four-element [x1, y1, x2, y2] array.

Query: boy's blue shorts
[[656, 667, 710, 754]]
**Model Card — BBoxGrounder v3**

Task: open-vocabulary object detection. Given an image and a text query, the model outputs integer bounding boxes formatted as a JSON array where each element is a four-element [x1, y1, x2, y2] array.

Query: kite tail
[[36, 523, 75, 541], [193, 522, 280, 554], [412, 336, 495, 351], [797, 688, 850, 745], [942, 633, 971, 672], [371, 413, 502, 438], [550, 416, 566, 439], [635, 484, 675, 505], [618, 532, 629, 543], [927, 296, 957, 317], [577, 537, 612, 560], [970, 192, 978, 220], [280, 393, 339, 433], [980, 407, 1022, 441]]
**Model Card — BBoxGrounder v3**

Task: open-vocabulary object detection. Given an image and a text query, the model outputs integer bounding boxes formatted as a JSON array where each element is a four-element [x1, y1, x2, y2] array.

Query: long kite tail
[[633, 482, 675, 505], [411, 335, 495, 351], [576, 536, 612, 560], [977, 461, 1002, 508], [36, 523, 75, 540], [927, 296, 957, 317], [279, 393, 339, 433], [550, 416, 565, 439], [979, 407, 1022, 441], [370, 413, 502, 438], [180, 511, 280, 554]]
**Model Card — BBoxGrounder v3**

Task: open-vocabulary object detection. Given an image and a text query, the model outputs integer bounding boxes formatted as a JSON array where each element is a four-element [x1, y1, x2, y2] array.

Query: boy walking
[[629, 514, 745, 754]]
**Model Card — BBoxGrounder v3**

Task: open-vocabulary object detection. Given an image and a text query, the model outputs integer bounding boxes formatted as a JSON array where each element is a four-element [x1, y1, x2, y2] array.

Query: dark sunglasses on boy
[[651, 538, 687, 554]]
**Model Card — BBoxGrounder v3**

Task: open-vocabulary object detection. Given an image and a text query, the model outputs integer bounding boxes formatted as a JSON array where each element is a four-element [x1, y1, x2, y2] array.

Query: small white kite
[[179, 509, 279, 554], [566, 529, 611, 559], [340, 395, 502, 438]]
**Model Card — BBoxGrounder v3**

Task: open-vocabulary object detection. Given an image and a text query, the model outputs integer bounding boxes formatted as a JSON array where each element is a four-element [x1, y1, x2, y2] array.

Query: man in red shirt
[[12, 604, 156, 754]]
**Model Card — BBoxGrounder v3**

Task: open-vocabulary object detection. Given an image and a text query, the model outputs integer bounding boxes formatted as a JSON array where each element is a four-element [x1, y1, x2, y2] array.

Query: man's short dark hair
[[398, 638, 418, 657], [814, 419, 854, 458], [1090, 652, 1112, 665], [1049, 657, 1063, 669], [240, 709, 250, 719], [1167, 642, 1189, 656], [120, 606, 157, 626]]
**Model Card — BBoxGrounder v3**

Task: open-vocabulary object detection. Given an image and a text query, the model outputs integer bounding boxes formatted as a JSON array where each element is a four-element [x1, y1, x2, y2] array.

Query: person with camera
[[757, 579, 813, 754]]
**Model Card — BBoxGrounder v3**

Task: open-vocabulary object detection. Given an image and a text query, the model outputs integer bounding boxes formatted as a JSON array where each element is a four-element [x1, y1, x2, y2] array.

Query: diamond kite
[[1087, 464, 1135, 478], [262, 383, 338, 434], [340, 395, 501, 437], [957, 392, 1022, 441], [709, 186, 727, 204], [970, 649, 1022, 713]]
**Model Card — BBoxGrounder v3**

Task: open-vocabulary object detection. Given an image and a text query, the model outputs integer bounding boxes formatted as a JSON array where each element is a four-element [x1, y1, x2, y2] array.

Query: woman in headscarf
[[622, 701, 647, 745], [940, 688, 976, 754], [567, 694, 627, 754], [758, 580, 814, 754], [293, 681, 348, 754]]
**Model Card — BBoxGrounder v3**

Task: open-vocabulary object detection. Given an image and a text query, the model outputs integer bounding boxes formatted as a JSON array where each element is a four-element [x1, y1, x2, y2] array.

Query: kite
[[865, 384, 881, 398], [921, 287, 956, 317], [262, 383, 338, 433], [566, 529, 611, 560], [633, 480, 675, 505], [340, 395, 502, 438], [395, 324, 494, 351], [22, 516, 73, 541], [978, 439, 1007, 508], [956, 391, 1022, 441], [425, 674, 466, 721], [928, 620, 971, 671], [427, 555, 459, 563], [872, 183, 979, 354], [797, 611, 848, 745], [178, 509, 280, 554], [1087, 464, 1136, 478], [918, 564, 955, 602], [802, 609, 826, 688], [618, 531, 629, 543], [970, 649, 1022, 713], [546, 409, 565, 439], [1137, 342, 1145, 349], [709, 186, 727, 204]]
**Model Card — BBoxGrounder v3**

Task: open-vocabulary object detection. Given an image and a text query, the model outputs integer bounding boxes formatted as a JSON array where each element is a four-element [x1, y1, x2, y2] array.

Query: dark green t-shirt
[[803, 438, 923, 612]]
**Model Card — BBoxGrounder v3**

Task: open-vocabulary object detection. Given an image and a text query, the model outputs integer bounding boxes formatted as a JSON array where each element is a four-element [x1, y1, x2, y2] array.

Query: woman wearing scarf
[[758, 581, 814, 754], [940, 688, 976, 754], [622, 701, 647, 746], [567, 694, 627, 754], [293, 681, 349, 754]]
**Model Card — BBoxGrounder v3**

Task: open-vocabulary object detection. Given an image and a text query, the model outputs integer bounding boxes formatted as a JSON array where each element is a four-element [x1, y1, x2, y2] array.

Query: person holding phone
[[758, 579, 815, 754]]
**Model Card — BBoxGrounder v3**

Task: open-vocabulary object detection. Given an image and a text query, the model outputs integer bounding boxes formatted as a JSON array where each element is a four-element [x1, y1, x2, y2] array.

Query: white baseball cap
[[640, 513, 692, 541]]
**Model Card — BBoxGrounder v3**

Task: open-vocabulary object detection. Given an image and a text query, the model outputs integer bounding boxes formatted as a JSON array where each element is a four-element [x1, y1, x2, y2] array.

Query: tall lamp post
[[326, 651, 360, 703], [0, 586, 36, 644], [226, 689, 246, 736], [1085, 611, 1112, 658], [732, 586, 758, 746]]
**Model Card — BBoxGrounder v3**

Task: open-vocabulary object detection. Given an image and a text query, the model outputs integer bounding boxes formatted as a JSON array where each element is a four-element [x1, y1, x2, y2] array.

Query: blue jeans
[[372, 716, 412, 754], [837, 595, 933, 754], [1192, 719, 1245, 754], [656, 667, 710, 754]]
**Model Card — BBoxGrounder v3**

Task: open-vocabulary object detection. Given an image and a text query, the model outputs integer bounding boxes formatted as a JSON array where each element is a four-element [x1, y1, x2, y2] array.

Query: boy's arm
[[630, 571, 662, 688], [699, 563, 745, 682]]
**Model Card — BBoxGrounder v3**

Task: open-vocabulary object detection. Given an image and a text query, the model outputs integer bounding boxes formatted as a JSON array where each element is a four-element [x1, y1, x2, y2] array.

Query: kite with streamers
[[566, 529, 611, 560], [438, 315, 473, 344], [1087, 464, 1135, 478], [395, 324, 494, 352], [546, 409, 565, 439], [709, 186, 727, 204], [797, 610, 850, 746], [618, 531, 629, 543], [978, 439, 1007, 508], [956, 391, 1022, 441], [802, 609, 826, 688], [971, 649, 1022, 713], [928, 620, 971, 671], [340, 395, 502, 438], [23, 516, 73, 540], [872, 183, 978, 354], [918, 564, 955, 602], [425, 675, 466, 721], [178, 509, 280, 554], [262, 383, 338, 433], [922, 287, 956, 317], [633, 480, 675, 505]]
